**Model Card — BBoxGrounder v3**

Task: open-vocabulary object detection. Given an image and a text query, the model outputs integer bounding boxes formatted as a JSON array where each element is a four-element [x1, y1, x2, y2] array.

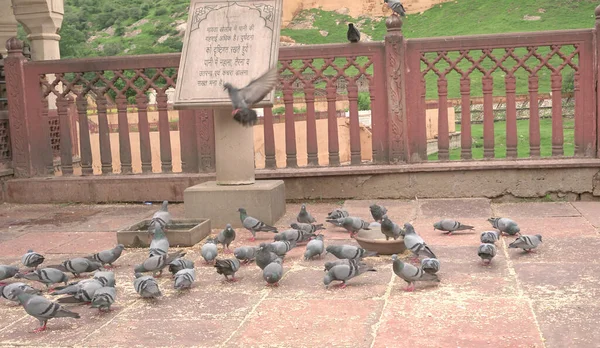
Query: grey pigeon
[[381, 216, 404, 240], [214, 258, 241, 282], [238, 208, 278, 241], [369, 204, 388, 222], [326, 217, 345, 227], [478, 243, 497, 264], [274, 229, 315, 243], [217, 224, 236, 253], [21, 250, 45, 270], [392, 254, 439, 292], [85, 244, 124, 268], [323, 258, 367, 272], [11, 287, 80, 332], [134, 273, 161, 298], [325, 245, 377, 260], [384, 0, 406, 17], [134, 251, 186, 277], [168, 258, 195, 276], [480, 231, 500, 244], [488, 217, 521, 236], [174, 268, 196, 290], [56, 279, 103, 304], [50, 271, 115, 295], [223, 66, 278, 126], [0, 265, 19, 281], [508, 234, 543, 252], [47, 257, 103, 277], [234, 246, 259, 264], [256, 243, 282, 270], [347, 23, 360, 43], [323, 262, 376, 288], [148, 200, 172, 236], [433, 219, 475, 236], [297, 204, 317, 223], [263, 259, 283, 286], [91, 286, 116, 312], [403, 223, 436, 260], [201, 237, 219, 264], [326, 216, 371, 237], [93, 271, 116, 288], [149, 225, 169, 257], [420, 258, 441, 274], [290, 222, 325, 235], [327, 208, 349, 220], [268, 240, 296, 258], [0, 282, 41, 302], [15, 268, 69, 290], [304, 235, 325, 260]]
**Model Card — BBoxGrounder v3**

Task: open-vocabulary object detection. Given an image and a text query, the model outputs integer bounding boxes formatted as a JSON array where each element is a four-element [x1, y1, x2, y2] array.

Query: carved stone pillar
[[11, 0, 63, 61], [0, 0, 18, 57]]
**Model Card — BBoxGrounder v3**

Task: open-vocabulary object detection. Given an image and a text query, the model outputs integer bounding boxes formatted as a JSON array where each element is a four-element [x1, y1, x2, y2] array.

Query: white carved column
[[0, 0, 18, 57], [11, 0, 63, 61]]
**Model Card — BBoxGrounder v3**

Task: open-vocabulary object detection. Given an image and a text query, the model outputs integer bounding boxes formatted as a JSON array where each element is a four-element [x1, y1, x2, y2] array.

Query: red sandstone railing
[[3, 9, 600, 178]]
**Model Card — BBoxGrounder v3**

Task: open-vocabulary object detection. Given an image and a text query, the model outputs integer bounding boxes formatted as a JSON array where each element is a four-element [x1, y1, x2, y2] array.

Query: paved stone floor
[[0, 199, 598, 347]]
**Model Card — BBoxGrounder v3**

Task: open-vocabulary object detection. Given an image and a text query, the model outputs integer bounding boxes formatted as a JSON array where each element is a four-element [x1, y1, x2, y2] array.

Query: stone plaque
[[174, 0, 283, 109]]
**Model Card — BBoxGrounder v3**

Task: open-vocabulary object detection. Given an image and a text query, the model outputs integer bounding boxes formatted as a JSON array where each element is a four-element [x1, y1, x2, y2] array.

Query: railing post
[[595, 5, 600, 156], [384, 15, 408, 163]]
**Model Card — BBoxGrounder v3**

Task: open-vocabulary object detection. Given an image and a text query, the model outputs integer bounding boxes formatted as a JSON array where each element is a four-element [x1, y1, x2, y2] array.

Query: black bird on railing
[[347, 23, 361, 43]]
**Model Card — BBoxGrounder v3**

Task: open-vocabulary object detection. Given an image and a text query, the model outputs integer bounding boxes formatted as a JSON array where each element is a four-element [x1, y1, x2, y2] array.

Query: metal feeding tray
[[354, 224, 406, 255], [117, 218, 211, 247]]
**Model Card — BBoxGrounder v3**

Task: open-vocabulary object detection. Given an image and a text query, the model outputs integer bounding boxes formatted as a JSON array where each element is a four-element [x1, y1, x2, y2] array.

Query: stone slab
[[493, 202, 582, 218], [117, 218, 211, 247], [419, 198, 492, 218], [184, 180, 285, 229], [572, 202, 600, 228], [532, 301, 600, 348]]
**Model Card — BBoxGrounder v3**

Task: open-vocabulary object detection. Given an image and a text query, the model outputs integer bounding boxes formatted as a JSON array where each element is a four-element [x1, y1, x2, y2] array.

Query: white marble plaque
[[174, 0, 283, 109]]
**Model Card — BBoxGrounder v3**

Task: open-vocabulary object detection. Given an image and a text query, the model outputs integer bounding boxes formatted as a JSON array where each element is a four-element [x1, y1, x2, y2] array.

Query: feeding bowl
[[117, 218, 211, 247], [354, 224, 406, 255]]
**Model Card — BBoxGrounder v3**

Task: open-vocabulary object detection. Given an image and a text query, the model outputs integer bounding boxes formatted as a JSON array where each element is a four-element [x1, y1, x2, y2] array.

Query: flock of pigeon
[[0, 200, 544, 333]]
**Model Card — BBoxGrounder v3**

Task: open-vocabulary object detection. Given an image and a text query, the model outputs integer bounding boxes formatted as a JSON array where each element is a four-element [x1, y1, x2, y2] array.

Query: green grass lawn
[[427, 117, 575, 160]]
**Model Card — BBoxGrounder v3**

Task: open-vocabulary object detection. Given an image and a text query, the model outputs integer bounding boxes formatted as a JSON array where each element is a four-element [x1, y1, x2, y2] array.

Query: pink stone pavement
[[0, 199, 598, 347]]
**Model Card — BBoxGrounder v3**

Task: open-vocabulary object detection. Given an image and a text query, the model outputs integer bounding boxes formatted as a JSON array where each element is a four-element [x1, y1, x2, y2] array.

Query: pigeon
[[168, 258, 195, 276], [149, 225, 169, 257], [148, 200, 172, 236], [433, 219, 475, 236], [268, 240, 296, 258], [15, 268, 69, 290], [323, 262, 376, 288], [134, 273, 161, 298], [92, 271, 116, 287], [90, 286, 116, 312], [327, 208, 349, 220], [234, 246, 259, 264], [392, 255, 439, 291], [297, 204, 317, 223], [347, 23, 360, 43], [263, 259, 283, 287], [256, 243, 282, 270], [47, 257, 103, 278], [477, 243, 497, 264], [403, 223, 436, 260], [325, 245, 377, 260], [369, 204, 388, 222], [134, 251, 186, 277], [480, 231, 500, 244], [217, 224, 236, 253], [0, 282, 41, 302], [238, 208, 278, 241], [11, 287, 80, 332], [327, 216, 371, 237], [214, 258, 241, 282], [56, 279, 103, 304], [201, 237, 219, 264], [223, 66, 278, 126], [0, 265, 19, 281], [85, 244, 125, 268], [380, 216, 404, 240], [304, 235, 325, 260], [174, 268, 196, 290], [508, 234, 543, 252], [50, 271, 115, 295], [385, 0, 406, 17], [290, 222, 325, 235], [274, 229, 315, 243], [420, 258, 441, 275], [21, 250, 45, 270], [323, 258, 367, 272], [488, 217, 521, 236]]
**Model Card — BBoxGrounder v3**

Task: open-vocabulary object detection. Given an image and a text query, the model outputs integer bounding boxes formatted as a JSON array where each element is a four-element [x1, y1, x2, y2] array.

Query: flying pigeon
[[85, 244, 125, 269], [90, 286, 116, 311], [0, 265, 19, 281], [480, 231, 500, 244], [478, 243, 497, 264], [148, 200, 172, 236], [223, 66, 278, 126], [10, 287, 80, 332], [403, 223, 436, 261], [381, 216, 404, 240], [297, 204, 317, 223], [323, 258, 367, 272], [201, 237, 219, 264], [325, 245, 377, 260], [238, 208, 278, 241], [420, 258, 441, 275], [304, 235, 325, 261], [392, 254, 439, 292], [15, 268, 69, 290], [369, 204, 388, 222], [347, 23, 360, 43], [234, 246, 259, 264], [323, 262, 376, 289], [174, 268, 196, 290], [488, 217, 521, 236], [508, 234, 543, 252], [21, 250, 45, 270], [168, 258, 195, 276], [263, 259, 283, 287], [217, 224, 236, 253], [134, 273, 161, 298], [433, 219, 475, 236], [0, 282, 41, 302], [214, 258, 241, 282], [384, 0, 406, 17]]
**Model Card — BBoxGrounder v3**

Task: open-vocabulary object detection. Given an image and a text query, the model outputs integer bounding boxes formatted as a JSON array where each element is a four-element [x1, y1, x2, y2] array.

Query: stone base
[[117, 218, 211, 247], [184, 180, 286, 229]]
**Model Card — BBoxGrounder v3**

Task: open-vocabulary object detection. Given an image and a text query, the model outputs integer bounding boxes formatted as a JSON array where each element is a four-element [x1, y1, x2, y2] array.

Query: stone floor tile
[[532, 301, 600, 348], [506, 235, 600, 263], [0, 232, 84, 258], [46, 232, 117, 254], [508, 217, 596, 238], [419, 198, 492, 218], [571, 202, 600, 228], [493, 202, 581, 218]]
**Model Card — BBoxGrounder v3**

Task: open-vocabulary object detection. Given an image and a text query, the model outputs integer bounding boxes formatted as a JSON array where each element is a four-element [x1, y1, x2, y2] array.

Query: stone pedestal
[[213, 108, 255, 185], [184, 180, 286, 229]]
